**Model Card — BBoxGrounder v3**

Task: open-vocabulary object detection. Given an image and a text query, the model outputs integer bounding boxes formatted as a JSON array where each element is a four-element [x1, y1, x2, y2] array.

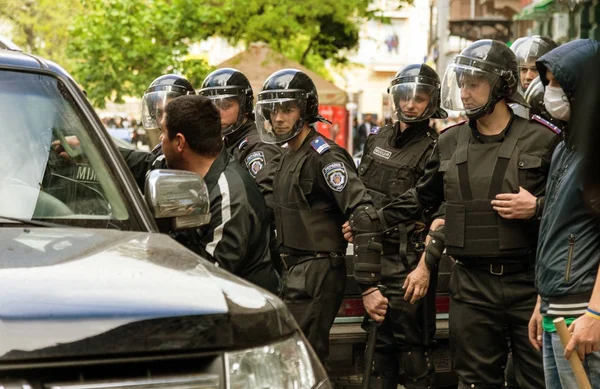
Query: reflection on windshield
[[0, 70, 130, 229]]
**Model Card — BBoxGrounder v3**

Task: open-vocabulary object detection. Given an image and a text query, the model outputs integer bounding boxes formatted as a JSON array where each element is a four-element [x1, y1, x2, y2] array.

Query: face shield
[[141, 90, 185, 131], [515, 40, 548, 92], [256, 90, 307, 144], [441, 64, 499, 116], [199, 87, 247, 136], [389, 82, 437, 123]]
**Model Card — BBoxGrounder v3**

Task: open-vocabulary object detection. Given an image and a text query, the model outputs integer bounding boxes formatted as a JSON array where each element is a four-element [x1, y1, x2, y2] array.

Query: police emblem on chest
[[322, 162, 347, 192], [245, 151, 265, 178], [373, 146, 392, 159]]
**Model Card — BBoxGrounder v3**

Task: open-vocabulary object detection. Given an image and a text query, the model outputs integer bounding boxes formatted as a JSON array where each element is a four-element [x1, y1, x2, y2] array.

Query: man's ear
[[175, 133, 186, 152]]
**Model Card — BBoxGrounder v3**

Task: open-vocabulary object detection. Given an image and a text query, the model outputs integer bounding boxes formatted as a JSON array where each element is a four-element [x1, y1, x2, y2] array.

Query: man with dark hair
[[158, 95, 280, 294]]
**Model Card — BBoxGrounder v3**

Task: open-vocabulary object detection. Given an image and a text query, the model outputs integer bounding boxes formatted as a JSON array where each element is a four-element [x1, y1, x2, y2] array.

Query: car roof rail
[[0, 37, 22, 51]]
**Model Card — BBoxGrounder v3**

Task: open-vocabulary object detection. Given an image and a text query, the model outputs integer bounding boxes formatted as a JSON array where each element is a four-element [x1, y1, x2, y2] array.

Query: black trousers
[[449, 262, 545, 389], [368, 250, 437, 389], [281, 254, 346, 362]]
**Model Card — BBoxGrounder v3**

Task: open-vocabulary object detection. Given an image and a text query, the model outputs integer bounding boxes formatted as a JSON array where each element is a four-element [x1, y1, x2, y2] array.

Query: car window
[[0, 69, 135, 229]]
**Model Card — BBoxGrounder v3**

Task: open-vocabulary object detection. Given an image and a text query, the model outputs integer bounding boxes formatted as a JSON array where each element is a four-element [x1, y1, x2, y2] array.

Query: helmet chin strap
[[466, 83, 502, 120], [275, 117, 306, 144]]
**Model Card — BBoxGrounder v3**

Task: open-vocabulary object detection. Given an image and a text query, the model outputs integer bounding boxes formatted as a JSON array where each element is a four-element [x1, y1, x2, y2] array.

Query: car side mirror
[[145, 169, 211, 230]]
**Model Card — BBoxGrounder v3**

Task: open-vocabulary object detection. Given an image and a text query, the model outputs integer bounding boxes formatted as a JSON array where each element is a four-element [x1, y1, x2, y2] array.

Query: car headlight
[[225, 333, 320, 389]]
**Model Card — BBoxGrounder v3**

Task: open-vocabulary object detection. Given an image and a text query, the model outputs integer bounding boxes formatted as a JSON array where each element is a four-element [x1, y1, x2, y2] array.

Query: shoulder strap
[[531, 114, 562, 135], [487, 117, 528, 197], [440, 120, 467, 134], [310, 136, 330, 154]]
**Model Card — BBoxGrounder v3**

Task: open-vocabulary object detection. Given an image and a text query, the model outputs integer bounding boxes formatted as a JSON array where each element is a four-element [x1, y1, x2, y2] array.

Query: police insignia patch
[[245, 151, 265, 178], [369, 126, 380, 135], [322, 162, 347, 192]]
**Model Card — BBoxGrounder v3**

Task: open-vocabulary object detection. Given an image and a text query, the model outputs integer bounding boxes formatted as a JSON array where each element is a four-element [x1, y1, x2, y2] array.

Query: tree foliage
[[67, 0, 411, 107], [68, 0, 215, 107], [0, 0, 82, 69]]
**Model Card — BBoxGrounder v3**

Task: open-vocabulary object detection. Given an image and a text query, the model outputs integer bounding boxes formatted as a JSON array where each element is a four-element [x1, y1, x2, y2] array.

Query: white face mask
[[544, 85, 570, 121]]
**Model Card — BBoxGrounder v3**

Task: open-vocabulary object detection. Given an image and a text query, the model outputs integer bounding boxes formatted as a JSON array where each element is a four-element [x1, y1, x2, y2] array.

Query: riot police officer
[[256, 69, 382, 362], [198, 68, 281, 205], [346, 40, 560, 388], [142, 74, 196, 151], [120, 74, 196, 190], [509, 36, 557, 119], [358, 64, 447, 389], [511, 36, 558, 93]]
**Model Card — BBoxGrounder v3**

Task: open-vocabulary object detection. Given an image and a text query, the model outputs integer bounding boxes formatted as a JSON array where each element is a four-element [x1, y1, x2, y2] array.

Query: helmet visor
[[389, 83, 437, 122], [256, 92, 307, 144], [514, 40, 548, 65], [203, 93, 246, 136], [441, 64, 499, 113], [141, 91, 184, 130]]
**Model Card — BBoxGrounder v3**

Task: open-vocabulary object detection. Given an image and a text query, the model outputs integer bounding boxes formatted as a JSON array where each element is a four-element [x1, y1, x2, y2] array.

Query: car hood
[[0, 227, 296, 363]]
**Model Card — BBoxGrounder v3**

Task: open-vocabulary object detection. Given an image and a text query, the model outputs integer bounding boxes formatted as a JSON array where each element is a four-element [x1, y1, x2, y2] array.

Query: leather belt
[[456, 259, 534, 276], [279, 252, 334, 269]]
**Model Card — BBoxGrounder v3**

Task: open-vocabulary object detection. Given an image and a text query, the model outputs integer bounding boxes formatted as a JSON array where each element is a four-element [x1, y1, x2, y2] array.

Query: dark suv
[[0, 39, 330, 389]]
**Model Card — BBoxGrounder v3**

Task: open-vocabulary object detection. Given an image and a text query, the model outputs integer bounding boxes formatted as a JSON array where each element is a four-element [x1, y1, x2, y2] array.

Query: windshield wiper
[[0, 215, 59, 227]]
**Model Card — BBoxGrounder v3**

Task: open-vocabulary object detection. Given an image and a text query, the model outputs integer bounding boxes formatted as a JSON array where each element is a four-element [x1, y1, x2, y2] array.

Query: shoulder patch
[[440, 120, 467, 134], [238, 137, 249, 150], [322, 162, 347, 192], [311, 136, 330, 155], [245, 151, 265, 178], [369, 126, 380, 135], [532, 114, 562, 135]]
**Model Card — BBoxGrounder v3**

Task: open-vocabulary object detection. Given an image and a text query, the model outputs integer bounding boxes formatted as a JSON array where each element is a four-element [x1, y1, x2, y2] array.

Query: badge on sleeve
[[245, 151, 265, 178], [322, 162, 347, 192], [369, 126, 380, 135]]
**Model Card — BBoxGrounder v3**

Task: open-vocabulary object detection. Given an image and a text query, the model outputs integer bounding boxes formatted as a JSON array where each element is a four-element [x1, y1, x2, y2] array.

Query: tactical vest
[[359, 125, 436, 209], [273, 141, 347, 253], [441, 120, 538, 258], [358, 125, 435, 259]]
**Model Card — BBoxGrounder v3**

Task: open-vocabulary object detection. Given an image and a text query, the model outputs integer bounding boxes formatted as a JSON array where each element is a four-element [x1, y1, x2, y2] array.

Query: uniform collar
[[203, 147, 229, 192], [468, 111, 515, 144], [392, 120, 431, 148], [223, 119, 254, 149]]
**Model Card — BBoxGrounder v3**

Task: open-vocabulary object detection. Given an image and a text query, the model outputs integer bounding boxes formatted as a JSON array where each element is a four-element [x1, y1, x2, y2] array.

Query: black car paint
[[0, 49, 300, 366]]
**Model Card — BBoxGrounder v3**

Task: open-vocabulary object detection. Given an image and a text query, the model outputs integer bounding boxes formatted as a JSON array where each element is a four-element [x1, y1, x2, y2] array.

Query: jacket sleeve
[[190, 176, 251, 275], [317, 148, 373, 217], [241, 142, 282, 212], [119, 147, 163, 192], [377, 144, 445, 229]]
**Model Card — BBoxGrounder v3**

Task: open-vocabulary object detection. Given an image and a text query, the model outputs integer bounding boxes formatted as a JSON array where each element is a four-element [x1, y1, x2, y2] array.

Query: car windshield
[[0, 69, 134, 229]]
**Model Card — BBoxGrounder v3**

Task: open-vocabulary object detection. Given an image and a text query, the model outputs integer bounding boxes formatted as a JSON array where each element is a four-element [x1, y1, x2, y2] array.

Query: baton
[[554, 317, 592, 389], [362, 285, 387, 389]]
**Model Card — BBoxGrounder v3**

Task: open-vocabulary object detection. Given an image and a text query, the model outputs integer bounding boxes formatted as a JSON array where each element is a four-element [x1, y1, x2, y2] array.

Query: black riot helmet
[[524, 76, 565, 127], [141, 74, 195, 130], [511, 36, 558, 91], [388, 63, 448, 123], [256, 69, 330, 144], [441, 39, 529, 120], [199, 68, 254, 136]]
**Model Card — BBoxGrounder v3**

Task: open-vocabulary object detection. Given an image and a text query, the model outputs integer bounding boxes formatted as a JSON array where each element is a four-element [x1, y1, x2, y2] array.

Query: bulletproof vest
[[359, 125, 435, 209], [273, 141, 347, 253], [441, 120, 538, 258]]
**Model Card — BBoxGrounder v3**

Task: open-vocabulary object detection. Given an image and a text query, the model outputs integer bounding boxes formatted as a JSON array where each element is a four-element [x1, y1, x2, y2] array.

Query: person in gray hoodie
[[528, 38, 600, 388]]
